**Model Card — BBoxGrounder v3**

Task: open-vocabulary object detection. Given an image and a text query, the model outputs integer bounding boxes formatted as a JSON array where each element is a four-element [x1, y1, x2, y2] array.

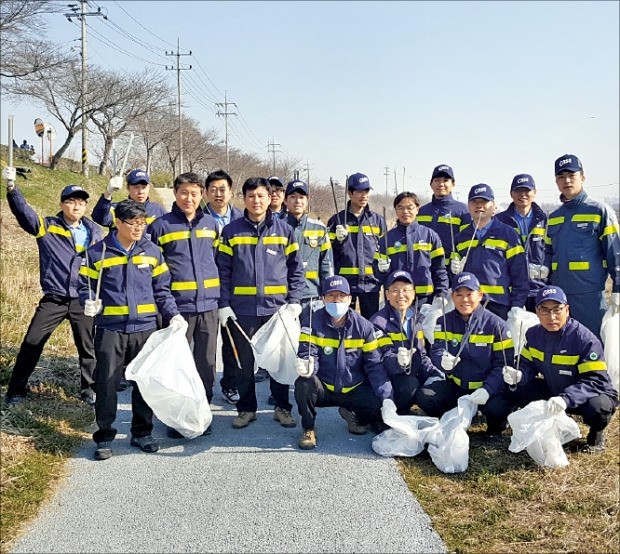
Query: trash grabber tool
[[230, 318, 257, 351], [512, 319, 525, 392], [462, 212, 483, 271], [95, 242, 106, 301], [85, 247, 93, 301], [330, 177, 341, 226], [381, 206, 390, 262], [408, 298, 420, 375], [224, 322, 243, 369], [454, 297, 490, 360], [441, 294, 449, 350], [447, 210, 455, 259], [344, 175, 349, 216], [496, 322, 509, 369], [118, 132, 134, 177]]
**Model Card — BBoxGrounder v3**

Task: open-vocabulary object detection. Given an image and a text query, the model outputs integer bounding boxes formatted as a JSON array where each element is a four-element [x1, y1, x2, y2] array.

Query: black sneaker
[[221, 388, 239, 404], [254, 368, 269, 383], [130, 435, 160, 453], [94, 441, 113, 460], [166, 427, 184, 439], [583, 429, 605, 453], [80, 390, 96, 407]]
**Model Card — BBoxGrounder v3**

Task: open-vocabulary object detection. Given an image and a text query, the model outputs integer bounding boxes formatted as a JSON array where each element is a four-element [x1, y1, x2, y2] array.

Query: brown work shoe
[[273, 407, 297, 428], [338, 407, 367, 435], [232, 411, 257, 429], [299, 428, 317, 450]]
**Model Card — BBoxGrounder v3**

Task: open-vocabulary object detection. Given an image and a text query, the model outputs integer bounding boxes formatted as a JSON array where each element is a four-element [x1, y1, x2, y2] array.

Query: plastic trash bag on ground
[[125, 324, 212, 439], [601, 307, 619, 392], [251, 304, 300, 386], [508, 400, 581, 468], [507, 309, 539, 355], [372, 413, 440, 458], [427, 396, 478, 473]]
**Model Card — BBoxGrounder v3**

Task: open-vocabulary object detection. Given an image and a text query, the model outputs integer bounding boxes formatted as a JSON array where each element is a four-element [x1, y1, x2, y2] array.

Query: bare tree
[[134, 107, 179, 174]]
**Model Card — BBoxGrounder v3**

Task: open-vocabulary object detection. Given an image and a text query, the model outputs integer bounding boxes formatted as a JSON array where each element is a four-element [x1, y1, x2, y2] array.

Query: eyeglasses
[[395, 205, 418, 212], [388, 287, 414, 295], [62, 198, 87, 206], [537, 305, 566, 316], [119, 220, 147, 229]]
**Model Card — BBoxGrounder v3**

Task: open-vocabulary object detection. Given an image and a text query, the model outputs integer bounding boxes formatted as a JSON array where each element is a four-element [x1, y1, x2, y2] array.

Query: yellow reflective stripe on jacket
[[263, 236, 288, 246], [339, 267, 373, 275], [75, 244, 85, 253], [171, 278, 220, 291], [305, 271, 318, 279], [568, 261, 589, 270], [299, 334, 340, 348], [388, 332, 407, 342], [551, 354, 580, 365], [415, 284, 434, 294], [137, 303, 157, 314], [320, 241, 331, 252], [233, 285, 287, 295], [469, 334, 494, 344], [377, 336, 393, 347], [362, 338, 378, 352], [219, 243, 233, 256], [133, 256, 157, 266], [480, 284, 505, 294], [229, 236, 259, 247], [484, 238, 508, 250], [448, 375, 483, 390], [284, 242, 299, 255], [265, 285, 287, 294], [387, 244, 407, 255], [456, 239, 479, 252], [434, 330, 464, 342], [48, 225, 72, 238], [322, 381, 363, 394], [548, 216, 565, 226], [506, 244, 524, 259], [159, 231, 191, 245], [34, 216, 46, 238], [572, 214, 601, 224], [303, 229, 326, 239], [530, 227, 545, 236], [578, 360, 607, 373], [493, 337, 514, 351], [601, 224, 619, 239], [437, 215, 462, 225], [103, 306, 129, 316], [345, 338, 365, 349], [100, 256, 127, 269], [523, 346, 544, 362], [195, 229, 217, 239], [412, 243, 433, 252], [234, 286, 257, 295], [417, 215, 432, 223], [80, 265, 98, 279], [429, 247, 444, 259], [152, 263, 169, 277]]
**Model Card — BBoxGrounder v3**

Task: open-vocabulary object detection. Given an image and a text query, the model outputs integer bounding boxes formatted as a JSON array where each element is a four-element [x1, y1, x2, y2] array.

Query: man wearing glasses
[[2, 176, 103, 406], [267, 176, 287, 219], [501, 285, 618, 453]]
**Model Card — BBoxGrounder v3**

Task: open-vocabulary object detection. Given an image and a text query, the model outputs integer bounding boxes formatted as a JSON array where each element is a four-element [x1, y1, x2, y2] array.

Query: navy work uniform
[[6, 185, 103, 402]]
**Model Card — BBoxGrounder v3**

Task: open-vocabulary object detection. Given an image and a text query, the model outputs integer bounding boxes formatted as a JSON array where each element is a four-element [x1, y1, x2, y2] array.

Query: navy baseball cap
[[510, 174, 536, 191], [453, 272, 480, 291], [347, 173, 372, 190], [468, 184, 494, 202], [385, 270, 414, 288], [268, 176, 284, 188], [554, 154, 583, 175], [127, 169, 150, 185], [322, 276, 351, 296], [431, 164, 455, 180], [285, 180, 309, 196], [536, 286, 568, 306], [60, 185, 89, 202]]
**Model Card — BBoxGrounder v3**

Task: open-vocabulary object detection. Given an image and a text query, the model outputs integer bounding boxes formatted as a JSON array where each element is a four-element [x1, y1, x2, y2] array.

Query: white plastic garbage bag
[[125, 325, 212, 439], [251, 304, 300, 386], [508, 400, 581, 468], [601, 307, 619, 392], [372, 413, 440, 457], [507, 309, 539, 355], [427, 396, 478, 473]]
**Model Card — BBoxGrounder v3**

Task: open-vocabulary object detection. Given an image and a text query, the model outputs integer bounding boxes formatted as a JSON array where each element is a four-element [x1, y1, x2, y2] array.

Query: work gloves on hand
[[296, 357, 315, 378], [450, 256, 466, 275], [285, 303, 302, 319], [441, 352, 460, 371], [546, 396, 567, 415], [502, 365, 522, 386], [218, 307, 237, 326], [431, 295, 449, 311], [107, 175, 123, 195], [397, 346, 414, 368], [508, 307, 526, 320], [2, 166, 16, 182], [609, 292, 620, 310], [381, 398, 397, 423], [377, 257, 391, 273], [169, 314, 187, 333], [335, 225, 349, 242], [465, 388, 490, 405], [84, 299, 102, 317], [528, 263, 549, 280]]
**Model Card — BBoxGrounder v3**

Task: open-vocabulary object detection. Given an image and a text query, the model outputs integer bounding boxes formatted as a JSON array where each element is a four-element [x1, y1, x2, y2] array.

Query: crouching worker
[[294, 276, 394, 449], [79, 200, 184, 460], [369, 270, 444, 414], [501, 285, 618, 453], [416, 272, 514, 437]]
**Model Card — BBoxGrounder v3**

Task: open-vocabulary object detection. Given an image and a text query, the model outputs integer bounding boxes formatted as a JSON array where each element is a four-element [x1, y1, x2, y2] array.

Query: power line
[[267, 138, 281, 174], [111, 0, 177, 48], [166, 39, 192, 174], [215, 91, 237, 172]]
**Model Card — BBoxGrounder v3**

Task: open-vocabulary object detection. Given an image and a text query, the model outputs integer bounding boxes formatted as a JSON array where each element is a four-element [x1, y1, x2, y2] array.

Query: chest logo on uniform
[[589, 352, 599, 361], [394, 241, 402, 248], [323, 346, 334, 355], [309, 238, 318, 248], [451, 338, 459, 347]]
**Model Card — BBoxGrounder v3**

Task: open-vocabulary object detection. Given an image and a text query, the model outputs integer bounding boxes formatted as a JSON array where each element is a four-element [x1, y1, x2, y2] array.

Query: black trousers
[[179, 310, 218, 402], [92, 327, 156, 444], [228, 314, 291, 413], [7, 295, 96, 397], [351, 291, 380, 319], [501, 378, 618, 433], [294, 375, 382, 430], [415, 379, 511, 434], [219, 324, 239, 391], [391, 372, 421, 415]]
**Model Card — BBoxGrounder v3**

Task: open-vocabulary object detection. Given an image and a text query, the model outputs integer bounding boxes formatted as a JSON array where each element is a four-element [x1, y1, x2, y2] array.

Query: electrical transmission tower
[[383, 166, 390, 196], [166, 39, 192, 174], [215, 91, 237, 173], [267, 138, 281, 174]]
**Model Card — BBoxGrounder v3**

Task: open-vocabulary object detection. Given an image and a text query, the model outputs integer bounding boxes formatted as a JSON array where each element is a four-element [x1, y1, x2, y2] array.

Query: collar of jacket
[[171, 201, 205, 222], [321, 306, 354, 331], [346, 200, 372, 219], [505, 201, 546, 222], [560, 189, 587, 208], [431, 193, 455, 206], [243, 208, 273, 231], [286, 213, 307, 227]]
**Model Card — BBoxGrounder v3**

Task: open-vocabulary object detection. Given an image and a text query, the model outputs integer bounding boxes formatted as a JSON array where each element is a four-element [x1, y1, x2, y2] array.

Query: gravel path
[[10, 374, 446, 553]]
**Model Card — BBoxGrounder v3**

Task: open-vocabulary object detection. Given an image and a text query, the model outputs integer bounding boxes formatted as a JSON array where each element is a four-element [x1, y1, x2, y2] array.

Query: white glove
[[450, 256, 466, 274], [296, 357, 315, 378], [502, 365, 523, 386], [218, 307, 237, 326], [381, 398, 398, 422], [169, 314, 187, 332], [431, 295, 449, 311], [377, 258, 391, 273], [466, 388, 490, 405], [441, 352, 460, 371], [2, 166, 16, 182], [285, 303, 302, 319], [528, 263, 549, 280], [106, 175, 123, 195], [609, 292, 620, 309], [84, 299, 102, 317], [397, 347, 411, 368], [547, 396, 567, 415], [335, 224, 349, 242], [508, 307, 526, 320]]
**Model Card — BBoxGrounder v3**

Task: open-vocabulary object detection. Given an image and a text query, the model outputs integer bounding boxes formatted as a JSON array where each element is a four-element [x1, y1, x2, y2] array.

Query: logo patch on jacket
[[589, 352, 599, 361]]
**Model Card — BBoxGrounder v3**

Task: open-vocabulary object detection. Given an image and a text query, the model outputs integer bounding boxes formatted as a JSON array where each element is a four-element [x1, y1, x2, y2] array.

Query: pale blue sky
[[2, 0, 618, 206]]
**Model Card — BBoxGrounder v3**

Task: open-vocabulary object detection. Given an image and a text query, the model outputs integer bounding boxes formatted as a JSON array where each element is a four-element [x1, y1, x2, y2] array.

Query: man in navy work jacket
[[543, 154, 620, 339], [416, 272, 515, 437], [369, 270, 444, 415], [327, 172, 386, 318], [79, 199, 184, 460], [149, 172, 220, 438], [3, 171, 103, 407], [496, 174, 548, 312], [294, 276, 394, 449], [217, 177, 305, 430], [500, 285, 618, 453]]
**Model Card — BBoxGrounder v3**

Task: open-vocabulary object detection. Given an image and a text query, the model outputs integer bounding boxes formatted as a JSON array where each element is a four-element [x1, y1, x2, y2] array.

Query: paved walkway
[[10, 375, 446, 553]]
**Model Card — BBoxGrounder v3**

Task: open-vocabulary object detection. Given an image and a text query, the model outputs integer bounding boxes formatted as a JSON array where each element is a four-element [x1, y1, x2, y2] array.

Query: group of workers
[[1, 152, 618, 461]]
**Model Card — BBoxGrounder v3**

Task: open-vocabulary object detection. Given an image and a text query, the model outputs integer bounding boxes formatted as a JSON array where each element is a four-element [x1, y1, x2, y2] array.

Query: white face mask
[[325, 302, 349, 318]]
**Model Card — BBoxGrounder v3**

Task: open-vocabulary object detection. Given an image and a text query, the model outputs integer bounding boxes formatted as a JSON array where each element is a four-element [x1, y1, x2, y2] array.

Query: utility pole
[[383, 166, 390, 196], [215, 90, 237, 173], [267, 137, 281, 174], [65, 1, 105, 176], [303, 158, 313, 186], [166, 39, 192, 174]]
